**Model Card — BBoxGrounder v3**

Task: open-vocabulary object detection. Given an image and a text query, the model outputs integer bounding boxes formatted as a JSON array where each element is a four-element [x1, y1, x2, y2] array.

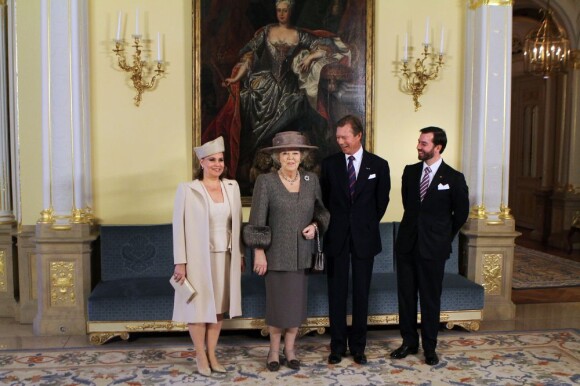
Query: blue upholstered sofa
[[87, 223, 484, 344]]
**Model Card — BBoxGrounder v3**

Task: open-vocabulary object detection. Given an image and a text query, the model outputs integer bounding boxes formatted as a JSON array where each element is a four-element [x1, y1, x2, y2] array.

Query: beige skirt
[[210, 251, 231, 314]]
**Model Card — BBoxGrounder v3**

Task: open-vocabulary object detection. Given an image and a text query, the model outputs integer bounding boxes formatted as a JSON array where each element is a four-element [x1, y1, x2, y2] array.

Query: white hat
[[194, 136, 225, 159]]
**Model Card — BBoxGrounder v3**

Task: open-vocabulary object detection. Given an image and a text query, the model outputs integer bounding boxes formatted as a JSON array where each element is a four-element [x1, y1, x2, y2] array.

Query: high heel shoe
[[196, 357, 211, 377], [283, 349, 300, 370], [209, 361, 227, 373], [266, 350, 280, 372]]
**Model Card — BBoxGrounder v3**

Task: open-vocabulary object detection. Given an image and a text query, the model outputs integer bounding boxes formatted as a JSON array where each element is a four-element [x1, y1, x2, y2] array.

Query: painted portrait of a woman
[[198, 0, 370, 197]]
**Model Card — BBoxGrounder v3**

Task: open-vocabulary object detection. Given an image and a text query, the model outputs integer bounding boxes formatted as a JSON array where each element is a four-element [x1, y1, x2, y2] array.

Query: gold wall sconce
[[399, 18, 445, 111], [113, 10, 165, 106]]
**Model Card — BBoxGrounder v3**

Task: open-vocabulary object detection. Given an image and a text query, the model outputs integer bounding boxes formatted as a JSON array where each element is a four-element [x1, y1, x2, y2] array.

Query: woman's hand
[[253, 249, 268, 276], [173, 264, 186, 284], [302, 223, 316, 240]]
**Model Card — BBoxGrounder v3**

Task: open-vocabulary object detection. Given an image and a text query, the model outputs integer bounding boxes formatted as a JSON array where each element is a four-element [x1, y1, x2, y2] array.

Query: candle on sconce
[[424, 17, 430, 45], [157, 32, 162, 61], [439, 26, 444, 54], [403, 33, 408, 62], [135, 8, 140, 36], [116, 11, 122, 41]]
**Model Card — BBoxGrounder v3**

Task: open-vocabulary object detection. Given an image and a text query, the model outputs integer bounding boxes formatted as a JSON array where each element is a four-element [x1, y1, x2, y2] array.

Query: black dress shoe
[[390, 344, 419, 359], [352, 353, 367, 365], [424, 350, 439, 366], [328, 351, 345, 364]]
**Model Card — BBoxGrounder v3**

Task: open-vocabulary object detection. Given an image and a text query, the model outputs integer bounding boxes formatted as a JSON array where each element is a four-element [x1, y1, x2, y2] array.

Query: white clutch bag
[[170, 276, 197, 304]]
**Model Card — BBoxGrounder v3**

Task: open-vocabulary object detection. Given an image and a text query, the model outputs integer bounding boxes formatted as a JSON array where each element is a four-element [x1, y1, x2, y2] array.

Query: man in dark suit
[[320, 115, 390, 365], [391, 126, 469, 366]]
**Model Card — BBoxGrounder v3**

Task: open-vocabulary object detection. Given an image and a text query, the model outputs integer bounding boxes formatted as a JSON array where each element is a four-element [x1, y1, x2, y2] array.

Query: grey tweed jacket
[[246, 171, 329, 271]]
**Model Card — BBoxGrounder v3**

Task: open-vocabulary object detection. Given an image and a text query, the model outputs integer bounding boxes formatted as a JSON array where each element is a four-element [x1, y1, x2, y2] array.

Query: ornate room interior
[[0, 0, 578, 353]]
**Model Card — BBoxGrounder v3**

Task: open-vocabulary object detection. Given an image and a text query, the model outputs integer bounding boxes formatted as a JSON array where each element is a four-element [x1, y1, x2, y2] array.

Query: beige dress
[[203, 182, 232, 314]]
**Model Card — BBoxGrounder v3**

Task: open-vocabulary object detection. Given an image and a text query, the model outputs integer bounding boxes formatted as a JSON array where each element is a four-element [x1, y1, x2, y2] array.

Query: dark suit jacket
[[321, 150, 391, 258], [395, 161, 469, 260]]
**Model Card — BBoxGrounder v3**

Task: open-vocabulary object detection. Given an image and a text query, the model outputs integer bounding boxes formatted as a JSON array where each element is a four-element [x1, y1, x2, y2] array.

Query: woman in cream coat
[[172, 136, 244, 377]]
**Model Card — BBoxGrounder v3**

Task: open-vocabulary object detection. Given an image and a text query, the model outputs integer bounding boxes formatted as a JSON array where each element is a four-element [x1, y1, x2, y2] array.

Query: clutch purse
[[170, 276, 197, 304], [311, 224, 325, 273]]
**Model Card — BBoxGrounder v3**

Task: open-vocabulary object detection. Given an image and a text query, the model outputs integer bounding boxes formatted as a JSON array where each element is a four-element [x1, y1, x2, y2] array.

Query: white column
[[40, 0, 92, 227], [0, 0, 15, 224], [462, 1, 512, 219], [461, 0, 518, 321]]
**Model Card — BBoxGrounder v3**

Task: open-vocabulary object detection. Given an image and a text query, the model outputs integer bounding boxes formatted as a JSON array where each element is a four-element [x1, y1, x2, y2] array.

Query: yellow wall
[[375, 1, 465, 221], [16, 0, 467, 225], [89, 0, 192, 223]]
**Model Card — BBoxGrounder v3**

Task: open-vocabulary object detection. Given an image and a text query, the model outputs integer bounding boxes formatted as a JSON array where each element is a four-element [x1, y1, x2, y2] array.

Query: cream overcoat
[[171, 179, 243, 323]]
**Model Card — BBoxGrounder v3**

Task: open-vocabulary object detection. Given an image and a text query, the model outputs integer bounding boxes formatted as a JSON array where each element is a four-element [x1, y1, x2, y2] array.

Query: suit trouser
[[327, 238, 375, 354], [395, 244, 446, 352]]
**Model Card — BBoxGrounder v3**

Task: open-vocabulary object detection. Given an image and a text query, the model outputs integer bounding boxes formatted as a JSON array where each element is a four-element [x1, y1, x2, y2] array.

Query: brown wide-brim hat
[[260, 131, 318, 152]]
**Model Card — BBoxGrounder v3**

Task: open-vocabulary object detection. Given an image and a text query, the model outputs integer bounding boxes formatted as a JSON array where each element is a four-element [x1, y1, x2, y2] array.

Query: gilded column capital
[[469, 0, 513, 10]]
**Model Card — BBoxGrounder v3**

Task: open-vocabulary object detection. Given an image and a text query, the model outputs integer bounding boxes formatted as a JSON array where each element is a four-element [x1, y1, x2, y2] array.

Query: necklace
[[279, 171, 299, 185]]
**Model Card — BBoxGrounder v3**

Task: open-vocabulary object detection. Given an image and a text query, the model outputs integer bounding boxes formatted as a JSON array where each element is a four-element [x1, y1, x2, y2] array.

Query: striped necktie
[[419, 166, 431, 201], [348, 155, 356, 201]]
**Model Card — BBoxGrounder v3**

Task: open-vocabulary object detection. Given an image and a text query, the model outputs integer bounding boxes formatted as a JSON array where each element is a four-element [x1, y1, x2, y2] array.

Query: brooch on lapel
[[304, 175, 310, 181]]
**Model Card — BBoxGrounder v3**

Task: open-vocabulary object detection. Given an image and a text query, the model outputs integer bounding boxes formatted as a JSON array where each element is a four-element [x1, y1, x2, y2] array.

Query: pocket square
[[438, 183, 450, 190], [368, 174, 376, 179]]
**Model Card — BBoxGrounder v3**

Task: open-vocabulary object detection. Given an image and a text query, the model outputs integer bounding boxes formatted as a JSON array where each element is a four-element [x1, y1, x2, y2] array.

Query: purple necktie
[[419, 166, 431, 201], [348, 155, 356, 201]]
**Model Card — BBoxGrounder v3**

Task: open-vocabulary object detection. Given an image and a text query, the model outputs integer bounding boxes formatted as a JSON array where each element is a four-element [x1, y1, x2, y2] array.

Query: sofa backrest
[[99, 224, 174, 281]]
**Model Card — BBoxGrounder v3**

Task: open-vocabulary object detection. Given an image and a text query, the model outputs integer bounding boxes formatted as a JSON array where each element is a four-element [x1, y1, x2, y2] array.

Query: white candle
[[157, 32, 162, 61], [424, 17, 430, 45], [116, 11, 122, 41], [403, 33, 408, 62], [135, 8, 139, 36], [439, 26, 444, 54]]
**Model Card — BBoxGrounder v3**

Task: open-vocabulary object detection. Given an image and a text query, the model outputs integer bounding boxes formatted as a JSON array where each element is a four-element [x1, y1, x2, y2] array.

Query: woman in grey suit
[[244, 131, 329, 371]]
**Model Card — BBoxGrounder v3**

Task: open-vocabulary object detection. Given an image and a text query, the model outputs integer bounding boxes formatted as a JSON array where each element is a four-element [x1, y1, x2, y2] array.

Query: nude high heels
[[196, 357, 211, 377]]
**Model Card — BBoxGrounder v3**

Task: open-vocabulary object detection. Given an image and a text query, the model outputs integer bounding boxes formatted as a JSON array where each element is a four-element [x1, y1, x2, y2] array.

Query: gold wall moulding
[[0, 250, 6, 292], [469, 0, 513, 10], [482, 253, 503, 295], [50, 261, 76, 307]]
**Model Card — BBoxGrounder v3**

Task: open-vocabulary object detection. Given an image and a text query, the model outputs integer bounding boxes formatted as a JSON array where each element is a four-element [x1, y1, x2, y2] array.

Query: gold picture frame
[[192, 0, 374, 204]]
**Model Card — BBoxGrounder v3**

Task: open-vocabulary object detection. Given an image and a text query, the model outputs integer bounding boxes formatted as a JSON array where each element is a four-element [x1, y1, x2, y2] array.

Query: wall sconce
[[113, 10, 165, 106], [399, 19, 445, 111]]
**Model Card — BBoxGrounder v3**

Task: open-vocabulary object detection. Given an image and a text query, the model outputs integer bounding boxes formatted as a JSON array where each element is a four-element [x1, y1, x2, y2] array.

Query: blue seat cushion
[[439, 273, 485, 311], [368, 273, 399, 314], [88, 277, 173, 321]]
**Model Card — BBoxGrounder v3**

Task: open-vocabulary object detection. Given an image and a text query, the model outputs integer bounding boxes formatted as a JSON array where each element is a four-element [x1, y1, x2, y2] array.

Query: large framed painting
[[193, 0, 374, 203]]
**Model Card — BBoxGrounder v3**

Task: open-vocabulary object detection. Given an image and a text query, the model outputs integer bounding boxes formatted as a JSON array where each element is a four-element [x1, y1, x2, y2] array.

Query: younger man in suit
[[391, 126, 469, 366], [320, 115, 390, 365]]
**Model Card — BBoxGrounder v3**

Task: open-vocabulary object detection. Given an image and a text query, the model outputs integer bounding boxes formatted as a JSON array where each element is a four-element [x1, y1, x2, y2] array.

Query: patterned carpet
[[513, 246, 580, 289], [0, 329, 579, 385]]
